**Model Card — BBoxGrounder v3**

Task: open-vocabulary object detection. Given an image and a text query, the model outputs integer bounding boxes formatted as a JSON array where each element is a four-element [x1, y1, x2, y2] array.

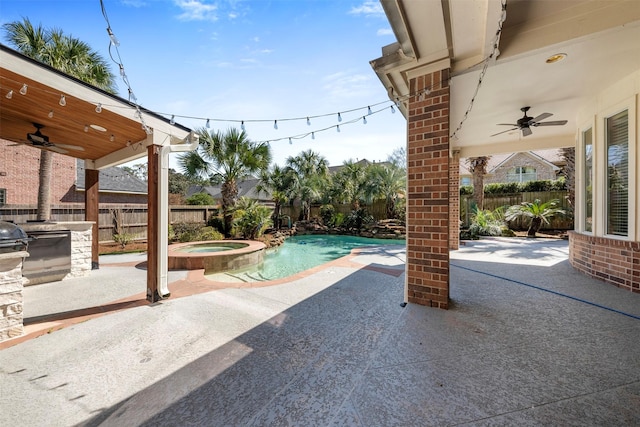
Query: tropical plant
[[363, 163, 406, 219], [330, 159, 367, 210], [3, 18, 117, 220], [178, 127, 272, 236], [256, 164, 293, 229], [467, 207, 506, 238], [505, 198, 565, 237], [343, 208, 374, 231], [232, 197, 273, 239], [285, 150, 329, 221]]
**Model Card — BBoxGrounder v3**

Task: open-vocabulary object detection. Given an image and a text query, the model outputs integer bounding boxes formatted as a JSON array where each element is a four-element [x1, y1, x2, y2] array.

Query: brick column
[[449, 150, 460, 250], [406, 69, 450, 309]]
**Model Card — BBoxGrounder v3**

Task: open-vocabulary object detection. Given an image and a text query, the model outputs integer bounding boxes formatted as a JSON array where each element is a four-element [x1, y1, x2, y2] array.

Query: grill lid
[[0, 221, 29, 252]]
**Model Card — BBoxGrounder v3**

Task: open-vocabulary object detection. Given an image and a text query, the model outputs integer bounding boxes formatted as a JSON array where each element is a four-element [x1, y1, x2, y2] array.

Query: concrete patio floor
[[1, 238, 639, 426]]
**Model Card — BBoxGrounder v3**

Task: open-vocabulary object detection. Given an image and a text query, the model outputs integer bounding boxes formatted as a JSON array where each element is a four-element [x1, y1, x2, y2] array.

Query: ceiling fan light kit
[[24, 123, 85, 154]]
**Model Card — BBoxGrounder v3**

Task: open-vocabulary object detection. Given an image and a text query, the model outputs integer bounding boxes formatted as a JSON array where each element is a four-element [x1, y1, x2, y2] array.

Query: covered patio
[[0, 44, 197, 314], [0, 238, 638, 425]]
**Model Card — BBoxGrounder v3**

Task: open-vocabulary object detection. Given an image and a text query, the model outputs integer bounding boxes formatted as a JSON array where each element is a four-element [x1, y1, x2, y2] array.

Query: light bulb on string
[[59, 95, 66, 106], [48, 110, 54, 118], [307, 117, 311, 126], [337, 112, 342, 122], [311, 132, 315, 140], [241, 121, 245, 131], [170, 115, 175, 125], [19, 84, 27, 95], [206, 119, 210, 129], [95, 103, 102, 113], [337, 125, 341, 133], [367, 106, 372, 115], [362, 116, 367, 125], [390, 105, 395, 114], [289, 138, 292, 145], [110, 134, 115, 142], [5, 90, 12, 99], [274, 120, 278, 130], [84, 125, 89, 132]]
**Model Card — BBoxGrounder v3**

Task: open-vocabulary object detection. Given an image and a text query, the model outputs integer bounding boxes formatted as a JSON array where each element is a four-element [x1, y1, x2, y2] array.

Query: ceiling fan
[[20, 123, 85, 154], [491, 106, 567, 137]]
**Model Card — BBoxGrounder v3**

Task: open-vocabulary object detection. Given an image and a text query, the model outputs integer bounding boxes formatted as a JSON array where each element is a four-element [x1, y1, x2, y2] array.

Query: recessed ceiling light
[[90, 124, 107, 132], [546, 53, 567, 64]]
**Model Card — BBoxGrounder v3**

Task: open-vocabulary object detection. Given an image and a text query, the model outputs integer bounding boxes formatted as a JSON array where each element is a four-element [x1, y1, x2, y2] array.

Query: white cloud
[[322, 71, 374, 100], [174, 0, 219, 22], [377, 28, 393, 36], [348, 1, 384, 17]]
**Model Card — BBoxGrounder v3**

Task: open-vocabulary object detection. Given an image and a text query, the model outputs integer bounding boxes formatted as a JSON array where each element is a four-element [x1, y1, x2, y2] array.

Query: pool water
[[205, 234, 404, 283]]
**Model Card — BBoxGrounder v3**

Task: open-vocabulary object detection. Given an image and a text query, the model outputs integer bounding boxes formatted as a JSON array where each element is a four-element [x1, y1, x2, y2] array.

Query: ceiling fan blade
[[491, 127, 518, 137], [46, 146, 69, 154], [531, 112, 552, 123], [54, 143, 85, 151], [522, 127, 533, 137], [496, 123, 518, 126], [534, 120, 568, 126]]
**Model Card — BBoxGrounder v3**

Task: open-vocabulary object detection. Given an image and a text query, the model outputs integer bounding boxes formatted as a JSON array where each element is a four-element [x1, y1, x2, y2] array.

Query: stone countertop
[[18, 221, 95, 232]]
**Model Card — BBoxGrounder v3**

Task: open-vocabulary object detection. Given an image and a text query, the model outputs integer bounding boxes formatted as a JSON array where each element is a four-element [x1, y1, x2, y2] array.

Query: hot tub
[[168, 240, 266, 272]]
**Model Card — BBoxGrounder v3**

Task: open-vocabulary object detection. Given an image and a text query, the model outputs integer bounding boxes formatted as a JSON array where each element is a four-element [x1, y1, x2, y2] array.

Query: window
[[506, 166, 536, 183], [460, 177, 471, 186], [583, 128, 593, 232], [0, 189, 5, 206], [606, 110, 628, 236]]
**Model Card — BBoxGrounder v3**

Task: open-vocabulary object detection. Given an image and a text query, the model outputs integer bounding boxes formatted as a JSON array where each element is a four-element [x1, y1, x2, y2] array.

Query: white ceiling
[[373, 0, 640, 157]]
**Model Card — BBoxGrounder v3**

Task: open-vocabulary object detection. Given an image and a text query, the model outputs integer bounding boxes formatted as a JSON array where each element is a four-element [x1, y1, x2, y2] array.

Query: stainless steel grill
[[0, 221, 30, 253], [22, 229, 72, 285]]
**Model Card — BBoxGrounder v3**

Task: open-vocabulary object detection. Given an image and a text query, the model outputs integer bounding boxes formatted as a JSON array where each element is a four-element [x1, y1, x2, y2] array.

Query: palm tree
[[505, 198, 565, 237], [331, 159, 367, 210], [364, 163, 407, 219], [286, 150, 329, 221], [256, 165, 293, 230], [178, 127, 272, 236], [467, 156, 491, 211], [3, 18, 116, 220]]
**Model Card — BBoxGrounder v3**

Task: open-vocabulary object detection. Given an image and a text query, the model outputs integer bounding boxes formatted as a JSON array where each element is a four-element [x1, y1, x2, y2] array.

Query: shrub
[[319, 204, 336, 226], [113, 232, 133, 249], [467, 207, 505, 237], [207, 215, 226, 235], [343, 208, 374, 231], [232, 197, 273, 239], [185, 193, 215, 205], [460, 185, 473, 196]]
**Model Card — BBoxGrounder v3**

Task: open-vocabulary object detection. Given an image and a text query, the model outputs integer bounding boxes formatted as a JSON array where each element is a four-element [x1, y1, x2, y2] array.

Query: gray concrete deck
[[1, 238, 639, 426]]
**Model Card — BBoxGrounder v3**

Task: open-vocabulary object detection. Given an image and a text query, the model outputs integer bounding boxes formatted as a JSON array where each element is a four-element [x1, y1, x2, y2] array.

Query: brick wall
[[449, 150, 460, 250], [406, 69, 450, 309], [569, 231, 640, 293], [0, 141, 75, 205]]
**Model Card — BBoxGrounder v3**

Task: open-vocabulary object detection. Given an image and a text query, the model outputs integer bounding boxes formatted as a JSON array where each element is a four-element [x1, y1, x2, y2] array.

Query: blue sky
[[0, 0, 407, 169]]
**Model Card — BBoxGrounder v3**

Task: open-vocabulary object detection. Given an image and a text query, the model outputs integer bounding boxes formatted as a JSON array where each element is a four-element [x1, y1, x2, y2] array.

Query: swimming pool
[[204, 234, 405, 283]]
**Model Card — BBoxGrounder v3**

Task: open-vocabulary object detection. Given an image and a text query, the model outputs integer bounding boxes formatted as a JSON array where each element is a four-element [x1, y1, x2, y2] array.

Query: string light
[[48, 110, 54, 118], [362, 116, 367, 125], [241, 121, 245, 131], [338, 112, 342, 122], [59, 95, 66, 106], [5, 90, 12, 99], [311, 132, 315, 140], [390, 105, 395, 114], [450, 0, 507, 139], [170, 115, 175, 125], [84, 125, 89, 132], [206, 118, 210, 128], [307, 117, 311, 126], [367, 106, 372, 115], [289, 138, 292, 145], [337, 125, 340, 133], [110, 134, 115, 142], [274, 120, 278, 130], [19, 84, 27, 95], [95, 103, 102, 113]]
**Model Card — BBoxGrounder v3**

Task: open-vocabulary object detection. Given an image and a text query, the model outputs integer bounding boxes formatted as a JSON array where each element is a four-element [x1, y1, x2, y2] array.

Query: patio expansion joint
[[453, 379, 640, 426]]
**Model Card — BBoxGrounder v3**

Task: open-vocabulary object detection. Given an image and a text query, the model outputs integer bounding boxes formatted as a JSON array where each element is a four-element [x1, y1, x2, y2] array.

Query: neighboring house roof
[[460, 150, 564, 175], [187, 177, 271, 201], [75, 160, 147, 194]]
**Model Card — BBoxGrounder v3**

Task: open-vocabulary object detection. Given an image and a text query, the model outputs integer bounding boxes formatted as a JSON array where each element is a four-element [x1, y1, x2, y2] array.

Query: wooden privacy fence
[[461, 191, 573, 230], [0, 204, 219, 242]]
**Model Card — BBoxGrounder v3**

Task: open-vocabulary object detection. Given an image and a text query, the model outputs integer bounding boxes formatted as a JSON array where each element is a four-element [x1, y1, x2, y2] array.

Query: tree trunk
[[221, 180, 238, 237], [36, 150, 53, 221], [468, 156, 490, 211], [528, 217, 542, 237]]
